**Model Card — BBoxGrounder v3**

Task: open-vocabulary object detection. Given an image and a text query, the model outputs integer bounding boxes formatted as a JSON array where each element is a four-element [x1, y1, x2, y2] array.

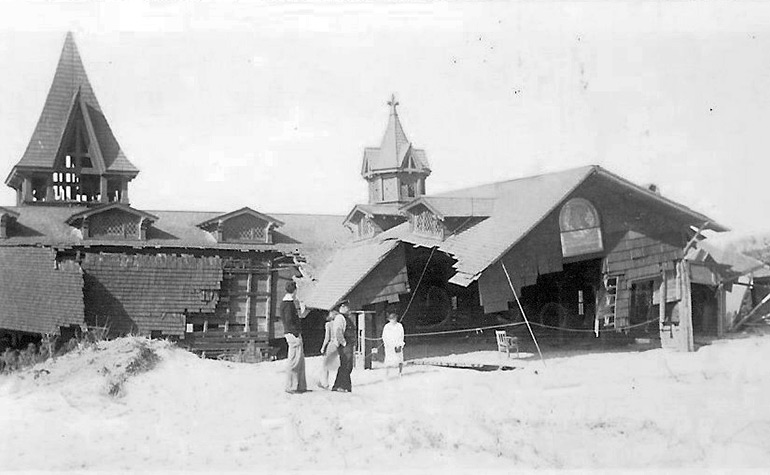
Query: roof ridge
[[431, 165, 597, 197]]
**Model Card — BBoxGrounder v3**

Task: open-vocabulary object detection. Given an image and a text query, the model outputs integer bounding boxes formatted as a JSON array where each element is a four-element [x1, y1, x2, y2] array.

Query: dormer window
[[411, 207, 444, 239], [343, 205, 403, 241], [402, 197, 493, 241], [66, 203, 157, 241], [222, 214, 269, 242], [356, 215, 377, 240], [197, 207, 284, 244], [559, 198, 603, 257]]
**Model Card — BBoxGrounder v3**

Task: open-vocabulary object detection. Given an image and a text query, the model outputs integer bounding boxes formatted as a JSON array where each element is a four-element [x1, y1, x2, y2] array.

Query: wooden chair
[[495, 330, 519, 358]]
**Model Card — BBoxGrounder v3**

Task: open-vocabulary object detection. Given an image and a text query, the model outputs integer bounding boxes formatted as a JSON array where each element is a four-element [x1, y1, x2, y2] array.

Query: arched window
[[559, 198, 603, 257]]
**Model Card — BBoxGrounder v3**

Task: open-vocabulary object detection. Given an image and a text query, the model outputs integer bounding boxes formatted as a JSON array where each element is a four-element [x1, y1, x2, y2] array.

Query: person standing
[[331, 300, 356, 392], [281, 281, 307, 394], [382, 312, 405, 377], [317, 310, 340, 389]]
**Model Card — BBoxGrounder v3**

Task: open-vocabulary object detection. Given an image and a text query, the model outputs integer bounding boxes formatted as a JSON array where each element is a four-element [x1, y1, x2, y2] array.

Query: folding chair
[[495, 330, 519, 358]]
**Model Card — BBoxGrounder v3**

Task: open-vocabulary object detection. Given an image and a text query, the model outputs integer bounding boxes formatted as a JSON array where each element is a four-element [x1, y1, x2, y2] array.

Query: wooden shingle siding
[[0, 247, 84, 334], [82, 253, 223, 336]]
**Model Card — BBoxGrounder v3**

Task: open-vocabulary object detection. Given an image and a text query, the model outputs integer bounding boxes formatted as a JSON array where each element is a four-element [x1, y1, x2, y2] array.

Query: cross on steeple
[[387, 94, 399, 115]]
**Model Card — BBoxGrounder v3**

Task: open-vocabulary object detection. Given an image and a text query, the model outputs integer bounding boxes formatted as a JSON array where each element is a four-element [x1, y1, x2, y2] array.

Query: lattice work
[[222, 214, 267, 242], [89, 210, 140, 239], [357, 216, 376, 239], [413, 210, 443, 238]]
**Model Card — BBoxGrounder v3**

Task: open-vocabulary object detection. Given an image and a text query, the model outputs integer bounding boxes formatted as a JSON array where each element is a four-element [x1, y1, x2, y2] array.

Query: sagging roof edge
[[305, 239, 402, 310]]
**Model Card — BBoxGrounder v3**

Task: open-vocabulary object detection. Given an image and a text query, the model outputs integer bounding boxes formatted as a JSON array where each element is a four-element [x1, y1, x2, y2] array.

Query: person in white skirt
[[381, 312, 405, 377], [317, 310, 341, 389]]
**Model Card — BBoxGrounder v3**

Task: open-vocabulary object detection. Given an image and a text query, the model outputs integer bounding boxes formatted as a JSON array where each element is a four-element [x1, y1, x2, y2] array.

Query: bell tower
[[5, 32, 139, 206], [361, 95, 431, 205]]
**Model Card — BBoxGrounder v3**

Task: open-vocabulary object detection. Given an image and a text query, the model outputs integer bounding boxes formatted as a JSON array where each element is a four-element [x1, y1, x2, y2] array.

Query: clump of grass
[[107, 339, 161, 398], [125, 344, 160, 375]]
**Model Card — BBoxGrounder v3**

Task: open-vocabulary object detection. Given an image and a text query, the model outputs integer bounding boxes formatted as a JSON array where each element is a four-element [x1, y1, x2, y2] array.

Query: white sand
[[1, 335, 770, 472]]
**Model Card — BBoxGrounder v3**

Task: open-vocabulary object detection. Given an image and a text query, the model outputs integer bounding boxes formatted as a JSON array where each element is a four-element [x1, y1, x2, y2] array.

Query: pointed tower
[[361, 95, 431, 204], [5, 32, 139, 206]]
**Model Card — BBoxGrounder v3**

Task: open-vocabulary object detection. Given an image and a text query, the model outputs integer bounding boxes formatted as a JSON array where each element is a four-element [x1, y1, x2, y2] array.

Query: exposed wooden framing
[[245, 272, 253, 333]]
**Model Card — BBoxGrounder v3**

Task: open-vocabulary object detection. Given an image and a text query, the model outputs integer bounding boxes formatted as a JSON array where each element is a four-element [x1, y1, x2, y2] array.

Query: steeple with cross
[[360, 94, 431, 204]]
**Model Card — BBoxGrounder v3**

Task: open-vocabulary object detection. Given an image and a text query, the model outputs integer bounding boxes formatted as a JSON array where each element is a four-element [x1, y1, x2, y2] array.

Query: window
[[412, 209, 443, 239], [221, 214, 269, 243], [357, 215, 376, 239], [89, 209, 141, 239], [559, 198, 603, 257]]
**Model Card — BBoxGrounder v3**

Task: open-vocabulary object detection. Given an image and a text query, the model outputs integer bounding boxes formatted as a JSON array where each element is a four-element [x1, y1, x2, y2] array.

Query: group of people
[[280, 280, 406, 395]]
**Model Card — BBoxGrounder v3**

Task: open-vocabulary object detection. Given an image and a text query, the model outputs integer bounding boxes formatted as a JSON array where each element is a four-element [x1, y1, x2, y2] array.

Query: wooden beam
[[659, 268, 667, 325], [679, 260, 695, 352], [717, 283, 726, 338]]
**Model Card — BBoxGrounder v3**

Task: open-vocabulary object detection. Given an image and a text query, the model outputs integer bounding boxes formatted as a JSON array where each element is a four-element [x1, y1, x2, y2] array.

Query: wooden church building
[[0, 33, 349, 354], [304, 96, 747, 352]]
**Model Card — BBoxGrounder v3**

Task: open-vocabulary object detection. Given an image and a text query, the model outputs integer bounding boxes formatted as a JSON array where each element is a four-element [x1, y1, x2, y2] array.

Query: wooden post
[[21, 177, 32, 203], [245, 273, 252, 333], [99, 177, 108, 203], [265, 270, 272, 339], [120, 180, 129, 204], [659, 268, 667, 325], [679, 260, 695, 352], [355, 311, 375, 370], [717, 283, 726, 338], [45, 175, 54, 202]]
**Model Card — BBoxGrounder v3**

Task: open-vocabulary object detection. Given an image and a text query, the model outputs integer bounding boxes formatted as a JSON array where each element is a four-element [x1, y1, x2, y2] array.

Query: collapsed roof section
[[306, 165, 730, 310]]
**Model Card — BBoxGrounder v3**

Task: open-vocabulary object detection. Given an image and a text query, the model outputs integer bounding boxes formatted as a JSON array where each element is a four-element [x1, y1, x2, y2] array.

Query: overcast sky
[[1, 1, 769, 235]]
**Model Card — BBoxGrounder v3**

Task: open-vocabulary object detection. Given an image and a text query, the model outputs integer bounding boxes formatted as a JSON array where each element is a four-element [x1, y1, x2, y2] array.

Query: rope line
[[399, 246, 437, 324], [359, 315, 664, 341]]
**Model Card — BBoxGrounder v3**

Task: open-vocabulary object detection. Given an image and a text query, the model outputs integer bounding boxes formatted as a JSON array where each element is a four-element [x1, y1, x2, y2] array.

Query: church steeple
[[361, 95, 431, 204], [5, 32, 139, 206]]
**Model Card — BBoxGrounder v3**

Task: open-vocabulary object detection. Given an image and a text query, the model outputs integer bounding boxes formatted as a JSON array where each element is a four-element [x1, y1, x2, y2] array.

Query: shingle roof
[[82, 253, 222, 336], [317, 165, 729, 300], [0, 247, 84, 334], [380, 166, 598, 285], [401, 196, 495, 219], [197, 207, 285, 228], [0, 206, 351, 256], [303, 239, 401, 310], [8, 32, 138, 183]]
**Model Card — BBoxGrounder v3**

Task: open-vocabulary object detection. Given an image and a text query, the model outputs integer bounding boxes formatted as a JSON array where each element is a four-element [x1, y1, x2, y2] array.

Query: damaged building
[[304, 96, 754, 352], [0, 33, 350, 355]]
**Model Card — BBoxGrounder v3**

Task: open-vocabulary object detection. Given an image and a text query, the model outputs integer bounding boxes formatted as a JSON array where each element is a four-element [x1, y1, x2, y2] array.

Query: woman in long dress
[[318, 310, 340, 389], [381, 312, 405, 376]]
